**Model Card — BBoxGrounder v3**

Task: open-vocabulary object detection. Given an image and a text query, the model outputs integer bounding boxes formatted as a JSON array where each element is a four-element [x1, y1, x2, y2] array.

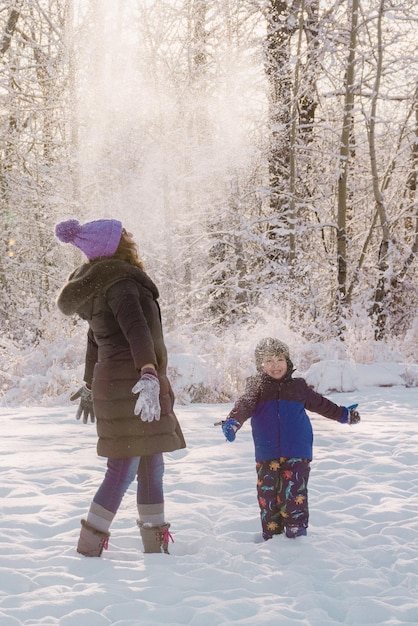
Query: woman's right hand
[[132, 371, 161, 422]]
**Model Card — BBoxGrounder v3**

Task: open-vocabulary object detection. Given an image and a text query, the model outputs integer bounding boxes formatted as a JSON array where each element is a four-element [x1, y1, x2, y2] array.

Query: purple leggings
[[93, 454, 164, 514]]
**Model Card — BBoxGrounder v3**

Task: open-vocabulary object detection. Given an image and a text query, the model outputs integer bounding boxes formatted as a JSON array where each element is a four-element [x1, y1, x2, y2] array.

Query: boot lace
[[161, 527, 174, 546], [100, 537, 109, 551]]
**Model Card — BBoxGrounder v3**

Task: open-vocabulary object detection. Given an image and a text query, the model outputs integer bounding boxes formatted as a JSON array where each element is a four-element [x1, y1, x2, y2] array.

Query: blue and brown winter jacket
[[227, 373, 347, 462]]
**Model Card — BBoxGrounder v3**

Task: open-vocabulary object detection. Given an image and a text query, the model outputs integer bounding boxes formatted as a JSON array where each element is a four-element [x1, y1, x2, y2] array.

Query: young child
[[220, 337, 360, 541]]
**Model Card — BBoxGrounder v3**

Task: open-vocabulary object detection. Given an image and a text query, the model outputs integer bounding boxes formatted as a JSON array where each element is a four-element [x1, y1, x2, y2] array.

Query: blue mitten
[[222, 418, 240, 442], [341, 403, 360, 425]]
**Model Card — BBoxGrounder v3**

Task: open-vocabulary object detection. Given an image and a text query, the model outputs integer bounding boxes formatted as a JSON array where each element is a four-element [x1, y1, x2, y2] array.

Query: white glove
[[132, 371, 161, 422]]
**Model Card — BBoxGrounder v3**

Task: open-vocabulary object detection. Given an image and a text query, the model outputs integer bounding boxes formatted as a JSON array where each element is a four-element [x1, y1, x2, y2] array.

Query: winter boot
[[285, 526, 307, 539], [137, 521, 173, 554], [77, 519, 110, 557]]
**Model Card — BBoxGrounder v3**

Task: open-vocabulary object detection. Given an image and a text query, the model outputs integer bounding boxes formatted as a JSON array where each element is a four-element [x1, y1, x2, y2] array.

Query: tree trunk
[[264, 0, 296, 257], [299, 0, 319, 138], [367, 0, 390, 340], [0, 2, 22, 55], [401, 79, 418, 278], [337, 0, 358, 305]]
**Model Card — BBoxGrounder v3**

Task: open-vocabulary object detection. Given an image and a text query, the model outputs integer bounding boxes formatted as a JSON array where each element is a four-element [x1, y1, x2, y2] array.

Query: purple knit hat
[[55, 219, 123, 260]]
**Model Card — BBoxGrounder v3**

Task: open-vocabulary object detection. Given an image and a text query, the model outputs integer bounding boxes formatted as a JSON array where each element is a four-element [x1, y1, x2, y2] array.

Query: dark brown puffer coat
[[57, 258, 186, 459]]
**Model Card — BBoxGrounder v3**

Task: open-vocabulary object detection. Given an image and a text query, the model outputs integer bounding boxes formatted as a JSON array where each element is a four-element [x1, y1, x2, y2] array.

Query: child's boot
[[285, 526, 307, 539], [137, 521, 173, 554], [77, 519, 110, 556]]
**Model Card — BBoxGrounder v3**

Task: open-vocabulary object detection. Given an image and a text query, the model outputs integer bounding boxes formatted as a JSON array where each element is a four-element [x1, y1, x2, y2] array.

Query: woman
[[55, 218, 186, 556]]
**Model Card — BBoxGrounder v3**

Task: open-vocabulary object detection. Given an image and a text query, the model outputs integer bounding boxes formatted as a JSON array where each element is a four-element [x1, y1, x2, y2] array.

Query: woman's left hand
[[70, 385, 95, 424]]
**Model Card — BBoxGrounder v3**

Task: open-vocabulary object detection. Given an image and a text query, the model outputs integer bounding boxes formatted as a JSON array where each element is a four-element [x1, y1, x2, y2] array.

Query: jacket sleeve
[[303, 380, 345, 422], [106, 279, 158, 372], [227, 376, 261, 425], [83, 328, 98, 386]]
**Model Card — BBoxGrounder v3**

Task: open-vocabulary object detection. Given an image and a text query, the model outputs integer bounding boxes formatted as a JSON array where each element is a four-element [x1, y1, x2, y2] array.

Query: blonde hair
[[113, 230, 145, 269]]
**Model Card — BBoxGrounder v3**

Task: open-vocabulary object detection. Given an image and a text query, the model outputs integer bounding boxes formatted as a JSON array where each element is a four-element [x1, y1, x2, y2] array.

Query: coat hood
[[57, 259, 159, 316]]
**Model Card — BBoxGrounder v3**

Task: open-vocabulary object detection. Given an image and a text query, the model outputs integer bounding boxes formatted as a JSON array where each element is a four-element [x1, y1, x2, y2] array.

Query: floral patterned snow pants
[[256, 457, 311, 540]]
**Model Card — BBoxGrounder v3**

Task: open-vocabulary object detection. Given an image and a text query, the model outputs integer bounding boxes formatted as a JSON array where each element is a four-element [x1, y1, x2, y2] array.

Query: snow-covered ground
[[1, 382, 418, 626]]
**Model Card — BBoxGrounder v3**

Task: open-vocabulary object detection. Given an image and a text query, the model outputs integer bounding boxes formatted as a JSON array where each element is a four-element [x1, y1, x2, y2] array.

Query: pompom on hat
[[55, 219, 123, 260]]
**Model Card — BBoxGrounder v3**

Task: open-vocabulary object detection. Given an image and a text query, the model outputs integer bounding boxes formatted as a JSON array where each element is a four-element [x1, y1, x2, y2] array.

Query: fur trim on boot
[[77, 519, 110, 557], [137, 521, 173, 554]]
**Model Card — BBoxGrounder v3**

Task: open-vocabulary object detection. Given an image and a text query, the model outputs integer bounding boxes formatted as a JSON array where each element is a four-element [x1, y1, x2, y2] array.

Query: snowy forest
[[1, 0, 418, 406]]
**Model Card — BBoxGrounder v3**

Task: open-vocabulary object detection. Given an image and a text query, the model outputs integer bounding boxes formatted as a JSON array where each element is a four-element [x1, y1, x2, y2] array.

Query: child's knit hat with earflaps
[[255, 337, 291, 372]]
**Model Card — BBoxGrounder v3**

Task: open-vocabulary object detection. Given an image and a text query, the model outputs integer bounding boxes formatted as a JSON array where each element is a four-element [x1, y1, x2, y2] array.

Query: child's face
[[262, 353, 288, 380]]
